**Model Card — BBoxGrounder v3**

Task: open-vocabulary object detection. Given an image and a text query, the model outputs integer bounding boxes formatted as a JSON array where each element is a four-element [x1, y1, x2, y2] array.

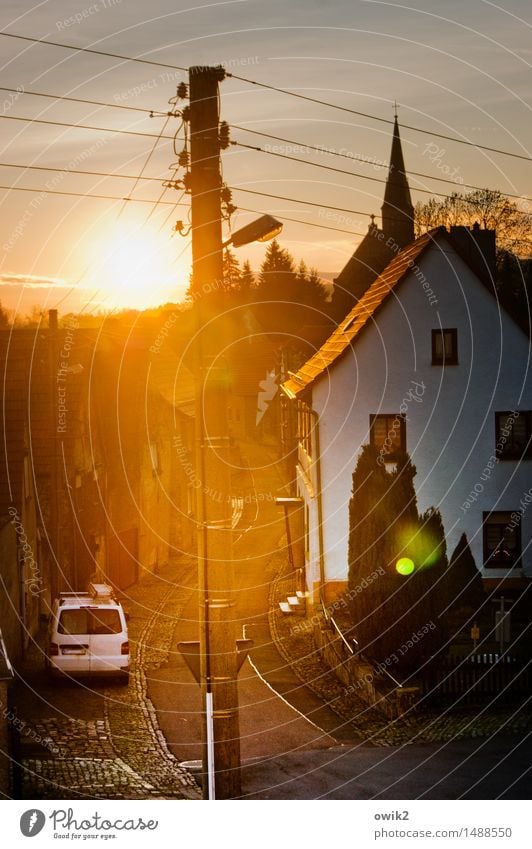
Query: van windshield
[[58, 609, 122, 635]]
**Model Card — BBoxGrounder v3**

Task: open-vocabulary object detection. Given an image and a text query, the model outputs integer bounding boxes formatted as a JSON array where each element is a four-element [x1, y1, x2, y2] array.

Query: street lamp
[[223, 214, 283, 249]]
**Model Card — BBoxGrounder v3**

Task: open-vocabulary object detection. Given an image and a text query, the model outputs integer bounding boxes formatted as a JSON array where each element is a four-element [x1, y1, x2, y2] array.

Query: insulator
[[221, 185, 232, 204], [181, 105, 191, 123], [178, 149, 189, 168], [163, 179, 182, 190], [182, 172, 192, 193], [224, 203, 237, 217], [177, 82, 188, 99], [219, 120, 231, 149]]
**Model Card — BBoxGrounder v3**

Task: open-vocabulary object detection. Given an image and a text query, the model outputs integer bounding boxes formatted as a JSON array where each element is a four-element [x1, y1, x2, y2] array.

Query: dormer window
[[432, 328, 458, 365]]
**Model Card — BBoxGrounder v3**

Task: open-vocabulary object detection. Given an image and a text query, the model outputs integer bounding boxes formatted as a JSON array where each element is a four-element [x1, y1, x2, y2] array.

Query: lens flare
[[396, 557, 415, 576]]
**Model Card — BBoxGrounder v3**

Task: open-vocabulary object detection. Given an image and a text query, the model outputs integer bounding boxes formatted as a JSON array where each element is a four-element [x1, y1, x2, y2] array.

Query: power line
[[4, 103, 529, 203], [0, 165, 366, 234], [0, 113, 175, 139], [233, 139, 464, 201], [0, 183, 186, 204], [231, 124, 388, 168], [117, 116, 172, 218], [231, 186, 372, 218], [0, 30, 187, 72], [1, 36, 528, 163], [230, 124, 532, 203], [0, 162, 163, 181], [237, 205, 366, 237], [0, 85, 153, 114], [4, 78, 529, 200], [227, 73, 532, 164]]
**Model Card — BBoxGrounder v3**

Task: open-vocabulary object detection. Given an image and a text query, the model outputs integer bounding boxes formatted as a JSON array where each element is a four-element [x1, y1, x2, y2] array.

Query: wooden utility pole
[[188, 65, 241, 799]]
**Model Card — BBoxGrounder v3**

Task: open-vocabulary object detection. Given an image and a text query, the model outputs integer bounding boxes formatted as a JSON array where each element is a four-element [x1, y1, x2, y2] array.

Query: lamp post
[[187, 65, 282, 799]]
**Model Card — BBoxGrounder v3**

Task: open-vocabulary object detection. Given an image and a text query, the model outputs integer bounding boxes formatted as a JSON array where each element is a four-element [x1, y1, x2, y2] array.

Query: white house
[[283, 226, 532, 605]]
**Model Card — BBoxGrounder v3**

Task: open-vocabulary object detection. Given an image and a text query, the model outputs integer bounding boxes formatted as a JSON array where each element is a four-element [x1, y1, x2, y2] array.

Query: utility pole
[[188, 65, 241, 799]]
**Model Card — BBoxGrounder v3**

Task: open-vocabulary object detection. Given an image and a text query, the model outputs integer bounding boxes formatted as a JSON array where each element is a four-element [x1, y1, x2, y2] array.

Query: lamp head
[[227, 214, 283, 248]]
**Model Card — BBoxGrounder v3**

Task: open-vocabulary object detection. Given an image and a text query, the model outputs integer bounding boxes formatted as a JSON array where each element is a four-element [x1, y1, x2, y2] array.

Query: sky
[[0, 0, 531, 313]]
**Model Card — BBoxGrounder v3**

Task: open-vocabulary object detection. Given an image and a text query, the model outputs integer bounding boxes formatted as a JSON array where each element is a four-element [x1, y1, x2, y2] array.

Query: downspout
[[309, 408, 326, 606]]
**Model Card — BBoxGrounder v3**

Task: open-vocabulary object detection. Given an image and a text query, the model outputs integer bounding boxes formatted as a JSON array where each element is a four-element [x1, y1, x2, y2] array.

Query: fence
[[425, 653, 532, 705]]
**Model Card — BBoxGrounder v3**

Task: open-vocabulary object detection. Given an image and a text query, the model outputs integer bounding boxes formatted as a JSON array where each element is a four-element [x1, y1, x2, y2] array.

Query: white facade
[[295, 235, 532, 597]]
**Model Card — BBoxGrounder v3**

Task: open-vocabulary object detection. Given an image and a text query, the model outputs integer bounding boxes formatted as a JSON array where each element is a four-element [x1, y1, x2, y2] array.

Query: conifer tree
[[347, 446, 448, 676], [255, 240, 327, 330], [223, 248, 241, 290], [445, 533, 484, 615], [240, 259, 255, 291]]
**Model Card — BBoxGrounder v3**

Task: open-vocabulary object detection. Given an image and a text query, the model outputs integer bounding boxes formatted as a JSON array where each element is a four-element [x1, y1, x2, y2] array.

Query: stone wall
[[313, 618, 419, 720]]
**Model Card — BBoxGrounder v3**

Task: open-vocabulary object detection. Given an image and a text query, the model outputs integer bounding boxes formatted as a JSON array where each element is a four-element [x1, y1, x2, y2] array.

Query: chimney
[[449, 224, 496, 286], [48, 309, 58, 330]]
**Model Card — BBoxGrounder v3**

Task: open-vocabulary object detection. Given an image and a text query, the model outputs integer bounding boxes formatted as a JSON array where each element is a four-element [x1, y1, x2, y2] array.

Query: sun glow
[[85, 218, 190, 310]]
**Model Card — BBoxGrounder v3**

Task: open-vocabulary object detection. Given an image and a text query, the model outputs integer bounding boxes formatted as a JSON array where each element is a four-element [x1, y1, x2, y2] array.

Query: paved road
[[148, 445, 349, 768], [148, 441, 532, 800], [240, 733, 532, 799]]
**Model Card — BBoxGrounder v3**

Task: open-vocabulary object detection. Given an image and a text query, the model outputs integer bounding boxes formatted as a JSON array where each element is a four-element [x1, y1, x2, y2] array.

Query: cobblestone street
[[11, 560, 201, 800]]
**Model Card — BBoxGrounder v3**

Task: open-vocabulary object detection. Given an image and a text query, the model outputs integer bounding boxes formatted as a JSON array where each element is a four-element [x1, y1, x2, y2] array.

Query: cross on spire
[[393, 100, 399, 119]]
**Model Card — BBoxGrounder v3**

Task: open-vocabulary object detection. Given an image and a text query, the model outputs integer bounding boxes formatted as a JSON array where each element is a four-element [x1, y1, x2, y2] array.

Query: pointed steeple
[[381, 116, 414, 249]]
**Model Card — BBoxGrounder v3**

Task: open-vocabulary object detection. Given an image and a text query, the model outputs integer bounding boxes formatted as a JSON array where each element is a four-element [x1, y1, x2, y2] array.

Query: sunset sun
[[86, 218, 189, 309]]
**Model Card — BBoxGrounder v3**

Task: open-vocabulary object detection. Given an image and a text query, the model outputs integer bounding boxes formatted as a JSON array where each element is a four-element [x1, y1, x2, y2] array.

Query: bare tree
[[415, 189, 532, 257]]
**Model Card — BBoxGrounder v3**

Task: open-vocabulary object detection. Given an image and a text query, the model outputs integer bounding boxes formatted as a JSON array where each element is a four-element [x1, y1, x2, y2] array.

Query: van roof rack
[[88, 582, 115, 602]]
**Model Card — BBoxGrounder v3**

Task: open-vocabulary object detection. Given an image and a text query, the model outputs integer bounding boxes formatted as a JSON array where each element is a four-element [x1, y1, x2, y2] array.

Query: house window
[[432, 328, 458, 365], [483, 511, 521, 569], [495, 411, 532, 460], [369, 414, 406, 459]]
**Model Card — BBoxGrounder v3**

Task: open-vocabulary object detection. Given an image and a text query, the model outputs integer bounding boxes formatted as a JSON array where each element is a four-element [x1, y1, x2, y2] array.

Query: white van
[[46, 583, 130, 684]]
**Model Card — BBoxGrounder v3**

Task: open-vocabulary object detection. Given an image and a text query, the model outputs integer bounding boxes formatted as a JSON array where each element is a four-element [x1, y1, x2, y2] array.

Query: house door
[[108, 528, 138, 590]]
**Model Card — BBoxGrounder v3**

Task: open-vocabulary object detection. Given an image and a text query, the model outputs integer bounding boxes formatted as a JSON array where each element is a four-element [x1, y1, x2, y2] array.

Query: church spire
[[381, 116, 414, 249]]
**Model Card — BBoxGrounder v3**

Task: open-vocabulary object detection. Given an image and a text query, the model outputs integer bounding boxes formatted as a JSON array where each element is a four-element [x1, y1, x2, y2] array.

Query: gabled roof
[[282, 229, 439, 398]]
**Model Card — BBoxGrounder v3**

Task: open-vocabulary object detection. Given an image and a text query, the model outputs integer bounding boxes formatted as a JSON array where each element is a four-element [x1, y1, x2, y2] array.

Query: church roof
[[331, 118, 414, 322], [382, 116, 414, 217]]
